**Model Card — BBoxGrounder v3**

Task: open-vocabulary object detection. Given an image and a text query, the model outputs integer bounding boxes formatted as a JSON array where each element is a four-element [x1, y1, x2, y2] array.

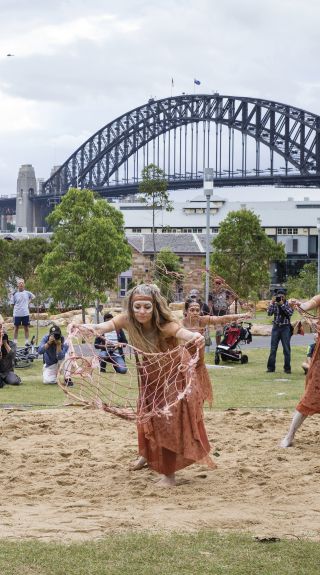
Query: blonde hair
[[126, 284, 176, 352]]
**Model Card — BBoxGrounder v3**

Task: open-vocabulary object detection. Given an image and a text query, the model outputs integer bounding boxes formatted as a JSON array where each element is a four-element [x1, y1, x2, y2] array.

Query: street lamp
[[317, 218, 320, 292], [203, 168, 214, 304]]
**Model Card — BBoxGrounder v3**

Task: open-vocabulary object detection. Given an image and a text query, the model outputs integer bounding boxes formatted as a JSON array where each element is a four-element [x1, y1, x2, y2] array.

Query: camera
[[275, 295, 283, 303], [2, 333, 8, 342], [53, 333, 61, 341]]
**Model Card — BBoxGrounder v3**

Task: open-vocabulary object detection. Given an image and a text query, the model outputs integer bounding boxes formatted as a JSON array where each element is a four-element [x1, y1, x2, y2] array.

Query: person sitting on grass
[[0, 330, 21, 388], [38, 325, 70, 385]]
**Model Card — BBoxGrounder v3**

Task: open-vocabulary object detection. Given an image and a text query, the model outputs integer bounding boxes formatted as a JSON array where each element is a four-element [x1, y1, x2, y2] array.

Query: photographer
[[266, 288, 293, 374], [38, 325, 69, 385], [0, 331, 21, 388], [94, 313, 128, 374]]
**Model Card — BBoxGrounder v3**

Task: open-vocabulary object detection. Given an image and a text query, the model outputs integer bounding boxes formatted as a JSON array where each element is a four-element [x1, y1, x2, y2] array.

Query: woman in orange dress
[[280, 295, 320, 447], [88, 284, 214, 487], [182, 298, 251, 405]]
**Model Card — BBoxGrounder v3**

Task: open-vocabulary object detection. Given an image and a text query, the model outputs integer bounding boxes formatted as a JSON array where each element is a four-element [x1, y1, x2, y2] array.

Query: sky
[[1, 0, 320, 199]]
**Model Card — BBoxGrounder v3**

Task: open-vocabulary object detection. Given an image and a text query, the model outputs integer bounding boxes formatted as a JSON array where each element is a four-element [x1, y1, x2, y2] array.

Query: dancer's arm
[[206, 312, 251, 326], [289, 294, 320, 311]]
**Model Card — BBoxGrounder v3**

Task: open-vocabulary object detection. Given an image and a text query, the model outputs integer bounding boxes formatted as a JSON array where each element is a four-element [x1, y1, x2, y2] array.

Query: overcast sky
[[1, 0, 320, 199]]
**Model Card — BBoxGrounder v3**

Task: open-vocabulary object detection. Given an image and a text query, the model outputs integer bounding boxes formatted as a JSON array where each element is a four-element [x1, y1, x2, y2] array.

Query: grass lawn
[[0, 532, 320, 575], [0, 343, 308, 411]]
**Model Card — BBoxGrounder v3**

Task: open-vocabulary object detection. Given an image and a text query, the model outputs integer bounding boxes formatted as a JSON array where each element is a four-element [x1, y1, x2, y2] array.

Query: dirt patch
[[0, 407, 319, 541]]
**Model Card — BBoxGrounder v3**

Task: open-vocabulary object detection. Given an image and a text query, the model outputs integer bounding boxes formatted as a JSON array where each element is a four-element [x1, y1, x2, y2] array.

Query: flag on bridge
[[194, 79, 201, 85]]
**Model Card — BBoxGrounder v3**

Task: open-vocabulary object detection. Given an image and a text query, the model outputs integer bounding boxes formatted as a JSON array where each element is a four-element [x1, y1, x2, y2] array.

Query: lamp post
[[317, 218, 320, 292], [204, 168, 214, 304]]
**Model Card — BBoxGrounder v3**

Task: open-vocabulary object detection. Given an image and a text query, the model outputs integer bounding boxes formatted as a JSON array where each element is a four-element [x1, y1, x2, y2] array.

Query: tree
[[37, 188, 132, 322], [211, 209, 285, 299], [154, 248, 182, 302], [285, 262, 317, 299], [138, 164, 172, 256], [7, 238, 51, 288]]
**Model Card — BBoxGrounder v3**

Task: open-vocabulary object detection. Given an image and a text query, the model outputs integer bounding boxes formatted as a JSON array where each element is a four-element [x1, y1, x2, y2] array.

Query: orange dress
[[114, 314, 214, 475], [297, 331, 320, 416], [182, 316, 213, 406]]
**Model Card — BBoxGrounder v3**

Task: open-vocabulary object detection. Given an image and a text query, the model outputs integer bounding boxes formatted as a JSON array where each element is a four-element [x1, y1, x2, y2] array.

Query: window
[[293, 228, 298, 234], [132, 228, 141, 233], [292, 238, 298, 253], [119, 276, 132, 298], [211, 227, 219, 233]]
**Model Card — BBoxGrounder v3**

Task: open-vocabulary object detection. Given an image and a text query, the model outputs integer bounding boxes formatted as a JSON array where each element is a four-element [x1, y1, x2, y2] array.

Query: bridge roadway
[[1, 173, 320, 212]]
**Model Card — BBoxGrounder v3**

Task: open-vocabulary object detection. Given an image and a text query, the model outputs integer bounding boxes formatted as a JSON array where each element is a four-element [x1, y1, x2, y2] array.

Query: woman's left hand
[[192, 332, 205, 348]]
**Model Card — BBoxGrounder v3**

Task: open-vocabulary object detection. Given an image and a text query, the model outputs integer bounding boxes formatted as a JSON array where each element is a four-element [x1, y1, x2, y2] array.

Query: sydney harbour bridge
[[1, 93, 320, 228]]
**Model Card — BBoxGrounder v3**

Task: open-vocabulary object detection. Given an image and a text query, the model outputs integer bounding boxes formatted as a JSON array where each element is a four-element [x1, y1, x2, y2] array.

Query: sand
[[1, 407, 320, 542]]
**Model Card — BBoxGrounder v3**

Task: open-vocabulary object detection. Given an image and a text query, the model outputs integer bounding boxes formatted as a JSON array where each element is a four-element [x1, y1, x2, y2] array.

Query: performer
[[81, 284, 214, 487], [183, 298, 251, 404], [280, 295, 320, 448]]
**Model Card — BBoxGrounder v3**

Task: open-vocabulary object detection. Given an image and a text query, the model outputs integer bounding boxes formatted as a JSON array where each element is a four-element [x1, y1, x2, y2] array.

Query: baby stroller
[[214, 322, 252, 365]]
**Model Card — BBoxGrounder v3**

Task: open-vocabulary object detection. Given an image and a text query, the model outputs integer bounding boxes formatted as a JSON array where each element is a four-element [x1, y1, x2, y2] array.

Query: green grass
[[209, 346, 307, 410], [0, 344, 309, 411], [0, 532, 319, 575]]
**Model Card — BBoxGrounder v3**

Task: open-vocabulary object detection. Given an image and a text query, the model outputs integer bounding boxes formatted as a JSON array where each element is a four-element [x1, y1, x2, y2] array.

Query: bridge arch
[[42, 94, 320, 196]]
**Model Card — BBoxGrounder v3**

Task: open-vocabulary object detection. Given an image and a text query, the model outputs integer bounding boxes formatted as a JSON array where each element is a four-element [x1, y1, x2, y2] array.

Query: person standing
[[12, 279, 35, 345], [266, 288, 293, 374], [209, 278, 232, 345]]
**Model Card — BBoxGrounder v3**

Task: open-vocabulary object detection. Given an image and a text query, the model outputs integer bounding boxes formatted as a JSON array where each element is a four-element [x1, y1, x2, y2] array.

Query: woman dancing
[[83, 284, 215, 487], [280, 294, 320, 447], [183, 297, 251, 405]]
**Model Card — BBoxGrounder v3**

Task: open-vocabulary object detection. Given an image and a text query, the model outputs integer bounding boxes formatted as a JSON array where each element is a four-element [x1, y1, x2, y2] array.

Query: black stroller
[[214, 322, 252, 365]]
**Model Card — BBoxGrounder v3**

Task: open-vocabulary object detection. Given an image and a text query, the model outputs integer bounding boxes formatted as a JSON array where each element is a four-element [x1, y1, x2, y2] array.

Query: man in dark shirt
[[266, 288, 293, 374], [94, 313, 128, 374]]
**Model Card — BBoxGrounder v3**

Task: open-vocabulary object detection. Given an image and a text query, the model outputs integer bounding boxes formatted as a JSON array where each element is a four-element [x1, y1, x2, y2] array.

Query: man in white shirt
[[12, 279, 35, 345]]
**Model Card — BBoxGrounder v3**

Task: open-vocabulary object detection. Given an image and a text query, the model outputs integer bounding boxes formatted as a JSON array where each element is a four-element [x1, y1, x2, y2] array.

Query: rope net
[[58, 324, 200, 424]]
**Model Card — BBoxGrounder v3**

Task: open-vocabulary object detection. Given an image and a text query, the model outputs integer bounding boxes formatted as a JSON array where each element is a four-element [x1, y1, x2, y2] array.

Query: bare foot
[[280, 436, 293, 448], [130, 456, 147, 470], [155, 474, 176, 488]]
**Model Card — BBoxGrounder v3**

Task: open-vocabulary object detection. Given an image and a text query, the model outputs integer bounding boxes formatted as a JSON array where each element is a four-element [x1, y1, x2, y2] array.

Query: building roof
[[127, 233, 214, 254]]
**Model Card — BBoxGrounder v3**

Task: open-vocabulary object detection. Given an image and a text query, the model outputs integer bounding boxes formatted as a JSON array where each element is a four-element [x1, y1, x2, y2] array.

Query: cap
[[189, 289, 200, 296], [49, 325, 61, 336], [276, 288, 286, 295]]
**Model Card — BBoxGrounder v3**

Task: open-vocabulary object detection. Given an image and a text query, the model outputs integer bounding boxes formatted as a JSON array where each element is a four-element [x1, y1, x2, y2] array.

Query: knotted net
[[58, 324, 200, 424]]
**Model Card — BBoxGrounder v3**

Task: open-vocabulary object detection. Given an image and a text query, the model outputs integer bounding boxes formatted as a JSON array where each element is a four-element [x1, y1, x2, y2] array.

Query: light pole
[[317, 218, 320, 292], [204, 168, 214, 304]]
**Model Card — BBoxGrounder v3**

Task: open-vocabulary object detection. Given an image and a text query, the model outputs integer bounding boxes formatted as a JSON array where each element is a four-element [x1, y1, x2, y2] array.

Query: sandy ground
[[1, 407, 320, 542]]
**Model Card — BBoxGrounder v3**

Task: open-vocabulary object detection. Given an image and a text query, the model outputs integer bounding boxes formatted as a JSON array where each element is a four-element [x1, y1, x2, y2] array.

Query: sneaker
[[284, 369, 291, 374], [266, 369, 275, 373]]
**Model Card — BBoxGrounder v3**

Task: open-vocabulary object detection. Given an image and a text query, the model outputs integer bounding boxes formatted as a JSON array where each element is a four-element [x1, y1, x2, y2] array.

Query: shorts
[[14, 315, 30, 327]]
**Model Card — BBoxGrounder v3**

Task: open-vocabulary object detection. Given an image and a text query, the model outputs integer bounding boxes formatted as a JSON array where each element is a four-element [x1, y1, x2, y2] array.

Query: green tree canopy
[[285, 262, 317, 299], [154, 248, 182, 302], [211, 209, 285, 299], [138, 164, 172, 256], [37, 188, 132, 321]]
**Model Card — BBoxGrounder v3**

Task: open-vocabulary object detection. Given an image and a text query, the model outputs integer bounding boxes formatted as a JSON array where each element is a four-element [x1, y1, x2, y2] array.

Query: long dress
[[182, 316, 213, 406], [297, 331, 320, 416], [114, 314, 215, 475]]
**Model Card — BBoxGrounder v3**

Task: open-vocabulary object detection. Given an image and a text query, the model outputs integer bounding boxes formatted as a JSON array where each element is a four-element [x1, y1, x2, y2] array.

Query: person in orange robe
[[182, 297, 251, 405], [87, 284, 214, 487], [280, 295, 320, 447]]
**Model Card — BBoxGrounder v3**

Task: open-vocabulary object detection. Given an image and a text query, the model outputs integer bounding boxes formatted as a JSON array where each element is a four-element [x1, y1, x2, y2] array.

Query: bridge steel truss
[[41, 94, 320, 198]]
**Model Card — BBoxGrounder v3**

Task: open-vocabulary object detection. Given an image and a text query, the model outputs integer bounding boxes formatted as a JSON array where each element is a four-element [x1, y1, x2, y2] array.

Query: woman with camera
[[266, 288, 294, 374], [38, 325, 69, 385]]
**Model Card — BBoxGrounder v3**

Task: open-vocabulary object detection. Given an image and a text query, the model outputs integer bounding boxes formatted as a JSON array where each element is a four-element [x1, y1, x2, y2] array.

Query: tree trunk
[[81, 304, 86, 324]]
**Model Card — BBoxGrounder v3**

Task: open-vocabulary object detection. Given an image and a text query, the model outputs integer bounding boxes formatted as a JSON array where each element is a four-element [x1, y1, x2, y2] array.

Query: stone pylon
[[15, 164, 37, 233]]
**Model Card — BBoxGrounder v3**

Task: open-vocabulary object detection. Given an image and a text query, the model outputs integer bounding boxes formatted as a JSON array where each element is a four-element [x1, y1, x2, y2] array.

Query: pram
[[214, 322, 252, 365]]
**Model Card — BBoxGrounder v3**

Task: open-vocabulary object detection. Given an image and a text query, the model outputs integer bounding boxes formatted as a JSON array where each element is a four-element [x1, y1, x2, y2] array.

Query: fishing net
[[58, 324, 200, 424]]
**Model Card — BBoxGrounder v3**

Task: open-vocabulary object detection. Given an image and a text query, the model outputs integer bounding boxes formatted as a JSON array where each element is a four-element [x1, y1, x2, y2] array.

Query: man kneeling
[[38, 325, 69, 384]]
